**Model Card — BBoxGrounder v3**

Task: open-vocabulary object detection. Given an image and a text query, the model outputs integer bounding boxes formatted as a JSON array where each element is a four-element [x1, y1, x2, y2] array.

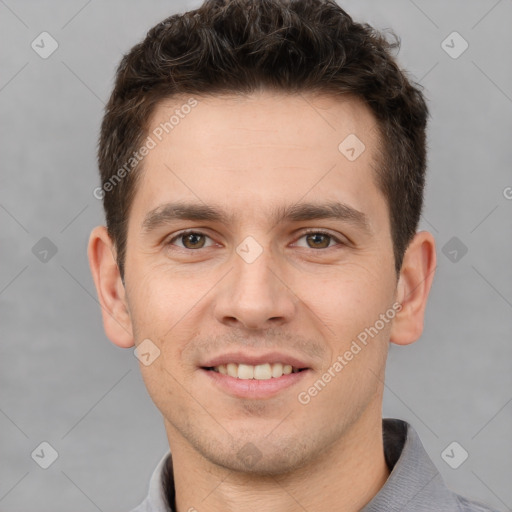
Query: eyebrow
[[141, 200, 371, 234]]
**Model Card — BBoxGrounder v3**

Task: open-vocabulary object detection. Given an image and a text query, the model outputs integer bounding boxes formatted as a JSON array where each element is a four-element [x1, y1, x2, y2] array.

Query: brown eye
[[305, 233, 332, 249], [295, 230, 343, 250], [181, 233, 206, 249], [168, 231, 212, 250]]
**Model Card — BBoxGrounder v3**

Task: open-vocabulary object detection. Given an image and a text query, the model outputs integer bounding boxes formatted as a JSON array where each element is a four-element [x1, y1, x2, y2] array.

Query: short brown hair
[[98, 0, 429, 280]]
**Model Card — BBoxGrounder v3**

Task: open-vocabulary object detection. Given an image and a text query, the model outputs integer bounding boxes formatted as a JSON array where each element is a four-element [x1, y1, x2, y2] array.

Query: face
[[122, 91, 399, 474]]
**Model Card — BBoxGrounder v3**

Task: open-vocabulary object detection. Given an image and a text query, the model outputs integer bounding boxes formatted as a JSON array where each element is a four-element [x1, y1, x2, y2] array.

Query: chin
[[201, 437, 313, 477]]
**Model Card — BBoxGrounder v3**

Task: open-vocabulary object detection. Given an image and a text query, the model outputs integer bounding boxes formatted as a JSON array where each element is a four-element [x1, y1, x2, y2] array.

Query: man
[[87, 1, 500, 510]]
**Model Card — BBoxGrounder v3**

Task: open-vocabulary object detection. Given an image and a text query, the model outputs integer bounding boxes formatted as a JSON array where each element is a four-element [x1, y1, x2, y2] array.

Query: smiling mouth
[[203, 362, 308, 380]]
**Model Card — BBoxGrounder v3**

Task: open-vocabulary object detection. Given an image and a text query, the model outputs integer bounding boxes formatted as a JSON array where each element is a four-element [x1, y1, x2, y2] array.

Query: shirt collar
[[361, 418, 461, 511], [137, 451, 173, 511], [137, 418, 462, 512]]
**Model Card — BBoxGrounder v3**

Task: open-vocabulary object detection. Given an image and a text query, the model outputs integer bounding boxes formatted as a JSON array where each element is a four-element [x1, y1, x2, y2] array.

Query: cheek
[[127, 261, 200, 335], [298, 268, 393, 404], [125, 273, 201, 395], [297, 261, 393, 334]]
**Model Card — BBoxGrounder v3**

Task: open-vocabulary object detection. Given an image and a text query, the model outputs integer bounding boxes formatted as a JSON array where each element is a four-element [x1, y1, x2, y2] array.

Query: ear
[[390, 231, 436, 346], [87, 225, 134, 348]]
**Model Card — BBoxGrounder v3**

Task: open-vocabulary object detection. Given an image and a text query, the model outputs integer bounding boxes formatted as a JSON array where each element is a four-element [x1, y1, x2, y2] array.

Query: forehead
[[148, 91, 380, 153], [131, 91, 385, 229]]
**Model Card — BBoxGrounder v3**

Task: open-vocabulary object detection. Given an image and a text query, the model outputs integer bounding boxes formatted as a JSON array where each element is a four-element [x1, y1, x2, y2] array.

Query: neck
[[167, 409, 390, 512]]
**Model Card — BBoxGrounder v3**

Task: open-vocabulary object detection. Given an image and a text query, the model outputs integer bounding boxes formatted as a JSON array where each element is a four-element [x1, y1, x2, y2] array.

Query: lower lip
[[201, 368, 310, 399]]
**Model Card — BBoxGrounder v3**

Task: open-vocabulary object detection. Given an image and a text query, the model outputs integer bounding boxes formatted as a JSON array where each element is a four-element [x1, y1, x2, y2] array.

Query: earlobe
[[87, 226, 135, 348], [390, 231, 436, 346]]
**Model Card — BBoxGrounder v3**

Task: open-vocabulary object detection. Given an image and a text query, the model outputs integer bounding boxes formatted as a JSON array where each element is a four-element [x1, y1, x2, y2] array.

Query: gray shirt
[[130, 418, 501, 511]]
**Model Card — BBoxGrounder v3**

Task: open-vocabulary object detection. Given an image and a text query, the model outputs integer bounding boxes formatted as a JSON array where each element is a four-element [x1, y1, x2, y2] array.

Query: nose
[[213, 244, 297, 330]]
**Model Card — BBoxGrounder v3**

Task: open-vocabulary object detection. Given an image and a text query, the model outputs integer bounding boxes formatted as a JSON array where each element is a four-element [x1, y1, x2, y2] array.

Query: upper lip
[[201, 351, 311, 369]]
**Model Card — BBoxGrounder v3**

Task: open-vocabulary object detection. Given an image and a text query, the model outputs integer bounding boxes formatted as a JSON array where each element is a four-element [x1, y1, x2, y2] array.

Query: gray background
[[1, 0, 511, 510]]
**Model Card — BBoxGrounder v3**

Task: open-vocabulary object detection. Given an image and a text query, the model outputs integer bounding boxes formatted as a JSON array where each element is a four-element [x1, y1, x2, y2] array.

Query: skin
[[88, 91, 436, 512]]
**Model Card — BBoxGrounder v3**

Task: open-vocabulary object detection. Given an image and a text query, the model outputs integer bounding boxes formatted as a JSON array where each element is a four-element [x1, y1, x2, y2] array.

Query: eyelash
[[166, 229, 346, 251]]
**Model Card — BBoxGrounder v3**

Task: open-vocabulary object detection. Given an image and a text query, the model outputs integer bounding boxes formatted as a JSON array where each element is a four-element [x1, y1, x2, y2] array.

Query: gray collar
[[361, 419, 460, 511]]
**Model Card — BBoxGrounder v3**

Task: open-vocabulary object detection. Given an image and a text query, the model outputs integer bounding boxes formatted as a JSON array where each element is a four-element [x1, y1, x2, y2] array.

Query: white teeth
[[211, 362, 303, 379], [237, 364, 254, 380], [271, 362, 283, 378], [227, 363, 238, 378], [253, 363, 272, 380]]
